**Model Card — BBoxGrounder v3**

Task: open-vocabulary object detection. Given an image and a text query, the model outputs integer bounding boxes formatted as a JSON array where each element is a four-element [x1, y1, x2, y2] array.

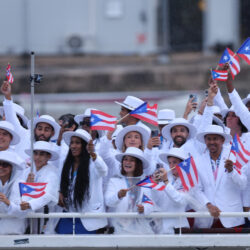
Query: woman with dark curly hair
[[56, 129, 108, 234]]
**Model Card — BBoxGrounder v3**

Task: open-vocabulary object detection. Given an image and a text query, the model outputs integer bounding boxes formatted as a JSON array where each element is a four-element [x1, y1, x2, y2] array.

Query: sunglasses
[[0, 161, 12, 168]]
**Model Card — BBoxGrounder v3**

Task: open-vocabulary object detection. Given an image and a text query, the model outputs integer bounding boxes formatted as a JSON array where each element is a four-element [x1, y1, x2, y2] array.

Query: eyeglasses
[[0, 161, 12, 168]]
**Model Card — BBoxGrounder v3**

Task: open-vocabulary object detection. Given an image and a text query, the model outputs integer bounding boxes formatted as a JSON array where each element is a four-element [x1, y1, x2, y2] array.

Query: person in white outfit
[[105, 147, 154, 234], [151, 148, 192, 234], [17, 141, 60, 234], [0, 151, 26, 234], [194, 125, 247, 229], [56, 129, 108, 234]]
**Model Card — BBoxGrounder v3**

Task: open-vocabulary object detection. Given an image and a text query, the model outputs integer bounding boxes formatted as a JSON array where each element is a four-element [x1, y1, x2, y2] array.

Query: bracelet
[[90, 152, 97, 161]]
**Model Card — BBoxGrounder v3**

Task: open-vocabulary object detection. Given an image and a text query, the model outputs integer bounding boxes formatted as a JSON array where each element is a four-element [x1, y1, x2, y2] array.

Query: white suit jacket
[[195, 146, 247, 228]]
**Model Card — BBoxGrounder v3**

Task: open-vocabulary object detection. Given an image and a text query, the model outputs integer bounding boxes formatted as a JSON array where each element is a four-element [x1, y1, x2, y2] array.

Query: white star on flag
[[182, 161, 187, 166], [223, 56, 228, 60], [245, 46, 250, 51], [23, 187, 27, 191]]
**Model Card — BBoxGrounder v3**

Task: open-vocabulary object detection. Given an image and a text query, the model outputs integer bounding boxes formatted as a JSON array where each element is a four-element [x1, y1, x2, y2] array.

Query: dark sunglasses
[[0, 161, 12, 168]]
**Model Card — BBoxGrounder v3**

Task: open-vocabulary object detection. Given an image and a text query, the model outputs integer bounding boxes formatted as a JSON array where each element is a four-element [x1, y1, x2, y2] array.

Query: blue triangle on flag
[[91, 114, 102, 126], [20, 183, 35, 194], [179, 158, 191, 174]]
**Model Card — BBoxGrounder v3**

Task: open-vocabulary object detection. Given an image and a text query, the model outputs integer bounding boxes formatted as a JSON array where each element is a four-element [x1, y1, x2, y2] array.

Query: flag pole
[[30, 52, 35, 174], [116, 113, 130, 124]]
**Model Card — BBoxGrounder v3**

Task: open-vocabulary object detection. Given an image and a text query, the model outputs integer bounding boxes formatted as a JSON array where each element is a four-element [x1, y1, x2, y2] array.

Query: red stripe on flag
[[22, 191, 46, 198], [131, 114, 158, 126], [191, 157, 198, 182], [91, 125, 115, 131], [176, 166, 189, 191], [91, 110, 116, 118]]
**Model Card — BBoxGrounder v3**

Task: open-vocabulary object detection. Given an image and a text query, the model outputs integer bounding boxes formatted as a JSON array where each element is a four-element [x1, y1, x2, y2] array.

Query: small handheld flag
[[90, 110, 117, 131], [176, 157, 198, 191], [130, 102, 158, 126], [19, 182, 47, 198], [218, 48, 240, 79], [142, 194, 154, 205], [6, 64, 14, 84], [211, 70, 228, 82], [237, 37, 250, 65], [230, 134, 250, 173], [136, 176, 165, 191]]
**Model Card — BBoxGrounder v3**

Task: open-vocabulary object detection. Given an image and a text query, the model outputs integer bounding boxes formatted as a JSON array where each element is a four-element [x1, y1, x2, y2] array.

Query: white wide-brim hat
[[221, 107, 235, 119], [112, 125, 123, 141], [25, 141, 59, 161], [0, 103, 28, 127], [0, 121, 20, 145], [158, 109, 176, 125], [63, 128, 92, 146], [29, 115, 60, 141], [115, 96, 144, 111], [115, 147, 149, 169], [162, 118, 197, 141], [159, 147, 188, 164], [115, 125, 150, 151], [74, 108, 105, 138], [196, 125, 232, 144], [74, 108, 97, 125], [0, 151, 23, 169], [211, 105, 222, 116], [242, 94, 250, 105]]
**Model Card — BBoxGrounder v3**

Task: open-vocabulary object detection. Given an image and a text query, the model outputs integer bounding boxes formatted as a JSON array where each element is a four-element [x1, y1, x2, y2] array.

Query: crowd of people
[[0, 63, 249, 235]]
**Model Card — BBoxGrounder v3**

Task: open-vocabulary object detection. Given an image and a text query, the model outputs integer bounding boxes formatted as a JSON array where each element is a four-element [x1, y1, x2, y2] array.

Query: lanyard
[[210, 154, 221, 180]]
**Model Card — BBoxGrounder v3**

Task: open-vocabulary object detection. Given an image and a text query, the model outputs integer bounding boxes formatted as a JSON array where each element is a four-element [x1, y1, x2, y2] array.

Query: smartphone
[[151, 130, 159, 138], [189, 94, 198, 103], [204, 89, 209, 97]]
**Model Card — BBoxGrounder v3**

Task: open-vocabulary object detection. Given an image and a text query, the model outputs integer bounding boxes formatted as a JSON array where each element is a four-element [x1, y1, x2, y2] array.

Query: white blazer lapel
[[215, 147, 229, 190]]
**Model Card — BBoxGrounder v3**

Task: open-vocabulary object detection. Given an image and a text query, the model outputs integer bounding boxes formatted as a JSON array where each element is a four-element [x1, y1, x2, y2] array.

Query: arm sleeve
[[104, 178, 123, 207], [228, 89, 250, 130], [92, 155, 108, 178], [214, 88, 228, 111]]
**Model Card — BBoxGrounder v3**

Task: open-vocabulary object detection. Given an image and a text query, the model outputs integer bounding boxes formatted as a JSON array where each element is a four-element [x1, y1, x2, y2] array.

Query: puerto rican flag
[[211, 70, 228, 82], [90, 110, 117, 131], [237, 37, 250, 65], [19, 182, 47, 198], [230, 134, 250, 173], [130, 102, 158, 126], [219, 48, 240, 79], [136, 176, 165, 191], [176, 157, 198, 191], [6, 64, 14, 84], [141, 194, 154, 205]]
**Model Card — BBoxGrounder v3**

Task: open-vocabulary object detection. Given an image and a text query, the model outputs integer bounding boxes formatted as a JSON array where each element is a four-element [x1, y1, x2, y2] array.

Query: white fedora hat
[[25, 141, 59, 161], [196, 125, 232, 144], [211, 106, 222, 116], [0, 121, 20, 145], [242, 93, 250, 105], [158, 109, 175, 125], [115, 96, 144, 111], [159, 147, 188, 164], [63, 128, 92, 146], [0, 103, 28, 127], [74, 108, 97, 125], [115, 125, 150, 151], [29, 115, 60, 141], [162, 118, 197, 141], [115, 147, 148, 169], [221, 107, 235, 119], [0, 151, 23, 169]]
